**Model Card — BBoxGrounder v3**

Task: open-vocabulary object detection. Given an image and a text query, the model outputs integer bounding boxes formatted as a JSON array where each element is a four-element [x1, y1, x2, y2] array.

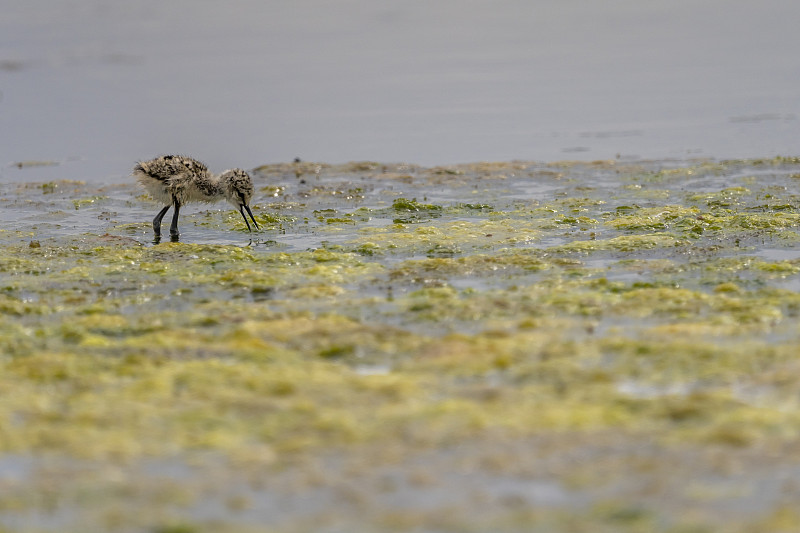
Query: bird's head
[[219, 169, 260, 232]]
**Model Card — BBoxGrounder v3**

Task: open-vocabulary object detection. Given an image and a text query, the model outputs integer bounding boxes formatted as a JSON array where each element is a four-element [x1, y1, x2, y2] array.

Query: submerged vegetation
[[2, 157, 800, 531]]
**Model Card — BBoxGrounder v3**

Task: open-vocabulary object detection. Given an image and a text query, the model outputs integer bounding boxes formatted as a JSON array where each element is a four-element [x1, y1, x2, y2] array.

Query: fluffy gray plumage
[[134, 155, 259, 238]]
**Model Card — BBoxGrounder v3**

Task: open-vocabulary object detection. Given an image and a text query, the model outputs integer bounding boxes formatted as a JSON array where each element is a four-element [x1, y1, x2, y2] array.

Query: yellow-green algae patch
[[604, 205, 700, 231], [551, 233, 682, 253], [349, 219, 541, 256], [4, 158, 800, 531]]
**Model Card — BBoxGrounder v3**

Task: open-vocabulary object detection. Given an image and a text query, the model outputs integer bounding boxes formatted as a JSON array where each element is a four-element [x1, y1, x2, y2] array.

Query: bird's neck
[[195, 173, 226, 199]]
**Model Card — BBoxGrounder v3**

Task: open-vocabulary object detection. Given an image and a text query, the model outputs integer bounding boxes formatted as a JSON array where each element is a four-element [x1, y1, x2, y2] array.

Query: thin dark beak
[[239, 204, 260, 232]]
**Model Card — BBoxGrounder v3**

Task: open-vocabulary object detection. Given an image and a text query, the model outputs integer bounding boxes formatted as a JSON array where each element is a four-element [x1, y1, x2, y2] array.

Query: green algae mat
[[3, 158, 800, 532]]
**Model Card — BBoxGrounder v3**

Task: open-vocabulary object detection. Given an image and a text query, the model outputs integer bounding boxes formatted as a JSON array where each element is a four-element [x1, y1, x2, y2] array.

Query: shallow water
[[3, 158, 800, 531]]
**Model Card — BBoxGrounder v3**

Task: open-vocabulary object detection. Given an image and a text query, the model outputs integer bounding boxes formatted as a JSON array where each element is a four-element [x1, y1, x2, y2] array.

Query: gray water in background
[[1, 0, 800, 183]]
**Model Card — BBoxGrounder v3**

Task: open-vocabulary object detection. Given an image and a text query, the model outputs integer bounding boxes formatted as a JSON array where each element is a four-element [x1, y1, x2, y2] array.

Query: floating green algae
[[3, 157, 800, 532]]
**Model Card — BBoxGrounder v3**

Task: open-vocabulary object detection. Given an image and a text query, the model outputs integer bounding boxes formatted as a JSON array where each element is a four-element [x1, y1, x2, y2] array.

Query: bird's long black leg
[[153, 205, 171, 236], [169, 198, 181, 240]]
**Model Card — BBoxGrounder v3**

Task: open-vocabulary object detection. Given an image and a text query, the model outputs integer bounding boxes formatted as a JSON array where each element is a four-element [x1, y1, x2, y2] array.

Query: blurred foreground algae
[[2, 157, 800, 531]]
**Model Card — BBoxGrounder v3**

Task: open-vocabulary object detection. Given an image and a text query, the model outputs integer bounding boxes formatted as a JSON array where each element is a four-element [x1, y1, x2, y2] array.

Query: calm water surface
[[2, 0, 800, 183]]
